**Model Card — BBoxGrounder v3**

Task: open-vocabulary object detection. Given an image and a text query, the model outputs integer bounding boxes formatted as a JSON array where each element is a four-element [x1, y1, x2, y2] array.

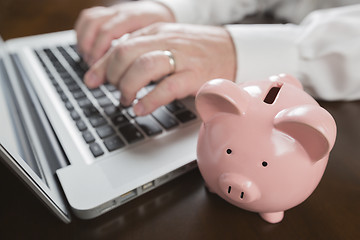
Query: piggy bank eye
[[226, 149, 232, 155], [262, 161, 268, 167]]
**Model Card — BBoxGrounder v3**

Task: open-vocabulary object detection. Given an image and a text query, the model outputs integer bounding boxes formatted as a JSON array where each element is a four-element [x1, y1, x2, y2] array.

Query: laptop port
[[142, 181, 155, 191], [120, 189, 137, 202]]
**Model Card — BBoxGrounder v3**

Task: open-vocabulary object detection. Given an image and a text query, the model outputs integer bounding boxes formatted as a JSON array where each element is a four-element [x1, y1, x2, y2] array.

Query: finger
[[105, 35, 180, 87], [87, 14, 142, 65], [129, 22, 169, 39], [133, 71, 193, 116], [83, 50, 112, 88], [75, 8, 100, 55], [117, 50, 178, 106], [85, 3, 174, 65], [75, 7, 115, 59]]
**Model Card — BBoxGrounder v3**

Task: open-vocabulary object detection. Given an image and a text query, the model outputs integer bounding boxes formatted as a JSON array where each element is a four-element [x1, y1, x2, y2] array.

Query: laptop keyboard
[[34, 45, 197, 158]]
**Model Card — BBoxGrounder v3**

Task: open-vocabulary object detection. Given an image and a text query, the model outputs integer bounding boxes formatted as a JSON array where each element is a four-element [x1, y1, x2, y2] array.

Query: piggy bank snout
[[219, 173, 261, 203]]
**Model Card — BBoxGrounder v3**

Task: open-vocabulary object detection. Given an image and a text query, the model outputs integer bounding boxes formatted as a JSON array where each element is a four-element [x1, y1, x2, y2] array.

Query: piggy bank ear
[[274, 105, 337, 161], [195, 79, 249, 123]]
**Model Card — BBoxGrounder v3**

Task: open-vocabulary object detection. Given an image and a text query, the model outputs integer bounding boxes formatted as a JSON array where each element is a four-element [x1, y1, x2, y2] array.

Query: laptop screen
[[0, 58, 43, 178], [0, 38, 71, 222]]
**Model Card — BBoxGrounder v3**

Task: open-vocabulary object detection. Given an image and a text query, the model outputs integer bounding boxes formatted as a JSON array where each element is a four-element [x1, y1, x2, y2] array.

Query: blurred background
[[0, 0, 119, 40]]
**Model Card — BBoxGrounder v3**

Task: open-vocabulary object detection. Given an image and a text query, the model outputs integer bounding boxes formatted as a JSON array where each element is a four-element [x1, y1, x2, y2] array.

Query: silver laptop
[[0, 30, 199, 223]]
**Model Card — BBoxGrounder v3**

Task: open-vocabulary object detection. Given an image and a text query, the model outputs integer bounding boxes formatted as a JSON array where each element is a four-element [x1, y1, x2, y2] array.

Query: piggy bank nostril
[[240, 192, 244, 199], [219, 174, 261, 203], [227, 186, 245, 200]]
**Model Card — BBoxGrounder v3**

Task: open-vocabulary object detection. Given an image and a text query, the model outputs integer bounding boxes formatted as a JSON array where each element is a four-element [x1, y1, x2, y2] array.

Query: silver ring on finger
[[163, 50, 176, 75]]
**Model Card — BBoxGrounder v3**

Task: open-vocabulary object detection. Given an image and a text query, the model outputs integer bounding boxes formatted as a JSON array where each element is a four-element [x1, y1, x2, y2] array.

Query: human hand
[[84, 23, 236, 116], [75, 1, 175, 65]]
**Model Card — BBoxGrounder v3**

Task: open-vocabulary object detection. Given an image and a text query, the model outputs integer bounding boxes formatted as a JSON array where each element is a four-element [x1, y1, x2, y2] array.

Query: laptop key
[[97, 96, 113, 107], [165, 100, 185, 113], [67, 82, 81, 92], [96, 125, 116, 139], [82, 105, 99, 117], [175, 110, 197, 123], [89, 142, 104, 157], [104, 105, 120, 117], [82, 130, 95, 143], [58, 71, 71, 79], [76, 70, 86, 79], [62, 76, 76, 85], [76, 119, 87, 131], [111, 113, 129, 126], [90, 88, 105, 98], [89, 115, 107, 127], [65, 101, 74, 110], [103, 136, 125, 152], [119, 123, 144, 144], [72, 90, 86, 99], [49, 75, 57, 84], [77, 97, 92, 108], [54, 84, 63, 93], [135, 115, 162, 136], [60, 92, 68, 102], [70, 110, 80, 120], [78, 59, 89, 72], [152, 107, 179, 130]]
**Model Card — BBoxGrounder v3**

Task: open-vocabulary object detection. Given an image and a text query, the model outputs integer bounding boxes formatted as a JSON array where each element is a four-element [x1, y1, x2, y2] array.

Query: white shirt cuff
[[225, 24, 301, 84]]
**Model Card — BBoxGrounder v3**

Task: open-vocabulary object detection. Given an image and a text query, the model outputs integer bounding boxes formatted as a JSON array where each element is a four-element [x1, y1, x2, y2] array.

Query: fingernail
[[134, 102, 146, 116], [85, 72, 98, 87]]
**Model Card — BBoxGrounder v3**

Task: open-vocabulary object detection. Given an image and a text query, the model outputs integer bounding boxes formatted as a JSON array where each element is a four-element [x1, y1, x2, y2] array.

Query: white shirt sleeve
[[227, 4, 360, 100], [151, 0, 359, 24], [150, 0, 360, 100], [151, 0, 259, 24]]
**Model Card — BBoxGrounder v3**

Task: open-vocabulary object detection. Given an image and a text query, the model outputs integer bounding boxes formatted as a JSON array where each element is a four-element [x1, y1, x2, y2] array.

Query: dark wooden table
[[1, 1, 359, 239]]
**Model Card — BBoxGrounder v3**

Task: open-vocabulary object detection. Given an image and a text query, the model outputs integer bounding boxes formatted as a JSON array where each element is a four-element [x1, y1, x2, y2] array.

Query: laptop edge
[[0, 41, 71, 223]]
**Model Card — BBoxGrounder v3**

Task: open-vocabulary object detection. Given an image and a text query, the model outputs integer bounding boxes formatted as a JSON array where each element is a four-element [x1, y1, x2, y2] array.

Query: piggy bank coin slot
[[264, 86, 282, 104]]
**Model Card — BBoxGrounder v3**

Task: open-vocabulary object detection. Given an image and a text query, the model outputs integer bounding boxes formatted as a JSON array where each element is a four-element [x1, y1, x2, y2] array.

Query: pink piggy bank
[[195, 74, 337, 223]]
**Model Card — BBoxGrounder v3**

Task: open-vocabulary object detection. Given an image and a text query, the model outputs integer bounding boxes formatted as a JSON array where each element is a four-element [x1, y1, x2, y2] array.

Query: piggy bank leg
[[259, 211, 284, 224]]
